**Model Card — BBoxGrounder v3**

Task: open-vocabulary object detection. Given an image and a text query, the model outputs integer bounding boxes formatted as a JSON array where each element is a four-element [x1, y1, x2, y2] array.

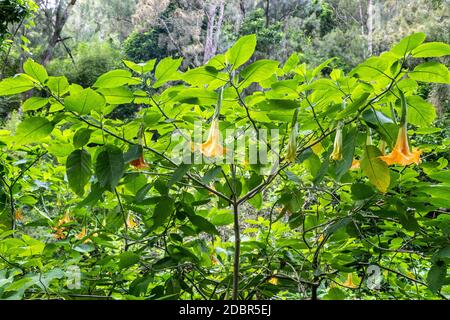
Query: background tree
[[39, 0, 77, 65]]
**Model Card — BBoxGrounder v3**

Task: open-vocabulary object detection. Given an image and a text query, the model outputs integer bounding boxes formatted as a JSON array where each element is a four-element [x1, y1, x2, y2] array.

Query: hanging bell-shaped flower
[[379, 91, 421, 166], [330, 123, 344, 161], [286, 123, 298, 163]]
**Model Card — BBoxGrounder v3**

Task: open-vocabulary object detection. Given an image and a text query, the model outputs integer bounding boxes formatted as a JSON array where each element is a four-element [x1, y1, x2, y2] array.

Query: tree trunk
[[41, 0, 77, 65], [203, 1, 225, 64], [359, 0, 366, 59], [232, 200, 240, 300], [264, 0, 270, 28], [239, 0, 246, 18], [367, 0, 374, 56], [203, 3, 217, 64], [213, 2, 225, 54]]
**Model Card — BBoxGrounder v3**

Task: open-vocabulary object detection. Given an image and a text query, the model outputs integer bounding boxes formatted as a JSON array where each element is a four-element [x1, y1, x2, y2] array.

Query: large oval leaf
[[93, 69, 140, 88], [225, 34, 256, 70], [95, 145, 124, 191], [406, 95, 436, 127], [15, 117, 54, 145], [361, 145, 390, 193], [66, 149, 92, 196], [0, 75, 35, 96], [64, 88, 106, 115], [239, 59, 279, 89], [412, 42, 450, 58], [153, 57, 183, 88], [409, 62, 449, 84], [23, 59, 48, 83], [390, 32, 426, 57]]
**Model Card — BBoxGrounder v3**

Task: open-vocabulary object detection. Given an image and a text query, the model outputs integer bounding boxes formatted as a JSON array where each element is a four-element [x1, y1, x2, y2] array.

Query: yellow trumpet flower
[[350, 159, 360, 170], [211, 254, 220, 265], [330, 125, 343, 161], [53, 212, 71, 239], [75, 227, 87, 240], [53, 228, 66, 240], [268, 277, 279, 285], [59, 212, 71, 225], [342, 273, 357, 288], [130, 154, 148, 169], [286, 123, 298, 162], [15, 209, 24, 221], [379, 124, 421, 166], [199, 118, 227, 157], [126, 215, 139, 229]]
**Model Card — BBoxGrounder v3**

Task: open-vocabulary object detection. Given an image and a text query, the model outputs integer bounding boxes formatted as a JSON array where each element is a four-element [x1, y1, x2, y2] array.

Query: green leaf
[[65, 88, 106, 115], [210, 211, 233, 226], [409, 62, 449, 84], [16, 117, 54, 145], [256, 99, 299, 110], [350, 57, 390, 81], [398, 209, 420, 232], [183, 66, 227, 87], [391, 32, 426, 57], [153, 57, 183, 88], [73, 128, 92, 148], [427, 262, 446, 293], [427, 171, 450, 184], [175, 88, 218, 105], [123, 59, 156, 74], [66, 149, 92, 196], [22, 97, 49, 112], [202, 166, 222, 184], [118, 252, 140, 269], [46, 76, 69, 96], [225, 34, 257, 70], [135, 183, 152, 203], [152, 197, 174, 229], [206, 53, 226, 69], [336, 92, 370, 120], [129, 275, 153, 296], [406, 95, 436, 127], [436, 246, 450, 259], [335, 127, 357, 180], [0, 75, 35, 96], [188, 215, 220, 235], [95, 145, 124, 191], [239, 60, 279, 88], [143, 111, 162, 126], [362, 109, 397, 145], [412, 42, 450, 58], [312, 57, 335, 78], [97, 87, 134, 105], [282, 52, 300, 73], [23, 58, 48, 83], [93, 69, 140, 88], [323, 287, 346, 300], [168, 164, 191, 187], [76, 182, 105, 207], [360, 145, 390, 193], [351, 183, 375, 200], [124, 144, 143, 163], [325, 217, 351, 236]]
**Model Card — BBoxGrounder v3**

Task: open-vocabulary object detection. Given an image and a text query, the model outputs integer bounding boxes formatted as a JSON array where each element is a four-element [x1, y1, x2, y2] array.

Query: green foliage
[[66, 149, 92, 196], [0, 33, 449, 301], [237, 9, 283, 59], [46, 42, 121, 88], [123, 30, 168, 63], [0, 0, 36, 43]]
